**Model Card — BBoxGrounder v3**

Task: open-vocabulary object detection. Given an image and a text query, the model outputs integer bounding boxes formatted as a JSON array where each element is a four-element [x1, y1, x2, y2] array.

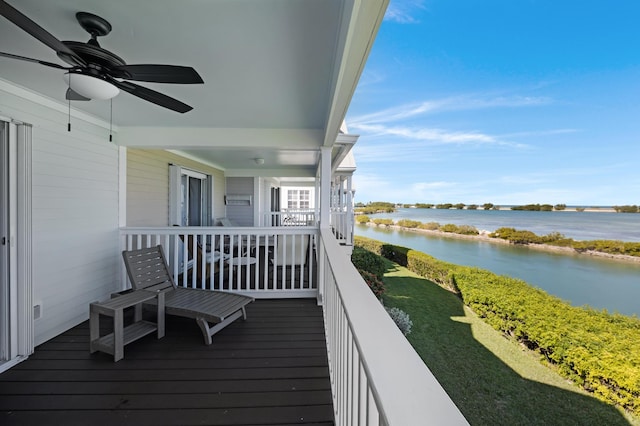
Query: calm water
[[374, 208, 640, 242], [357, 209, 640, 317]]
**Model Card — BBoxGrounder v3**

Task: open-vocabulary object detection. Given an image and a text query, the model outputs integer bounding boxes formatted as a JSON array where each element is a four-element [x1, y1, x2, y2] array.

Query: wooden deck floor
[[0, 299, 334, 426]]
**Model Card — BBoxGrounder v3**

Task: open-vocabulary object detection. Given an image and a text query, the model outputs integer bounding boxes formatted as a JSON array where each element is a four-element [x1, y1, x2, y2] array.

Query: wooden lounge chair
[[122, 245, 254, 345]]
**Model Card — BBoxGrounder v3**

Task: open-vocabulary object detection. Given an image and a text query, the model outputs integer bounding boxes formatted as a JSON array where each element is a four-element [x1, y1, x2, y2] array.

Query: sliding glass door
[[180, 171, 207, 226], [0, 120, 8, 362]]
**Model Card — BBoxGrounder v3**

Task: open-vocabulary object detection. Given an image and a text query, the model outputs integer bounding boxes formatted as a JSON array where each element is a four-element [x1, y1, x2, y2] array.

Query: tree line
[[356, 201, 639, 213]]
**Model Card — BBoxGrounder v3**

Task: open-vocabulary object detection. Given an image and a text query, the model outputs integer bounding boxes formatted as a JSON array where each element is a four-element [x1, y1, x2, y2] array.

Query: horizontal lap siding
[[126, 149, 225, 226], [0, 88, 121, 347]]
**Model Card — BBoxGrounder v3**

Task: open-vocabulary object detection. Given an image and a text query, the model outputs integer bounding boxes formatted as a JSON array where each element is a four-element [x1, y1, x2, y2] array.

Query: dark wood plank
[[0, 405, 334, 425], [0, 378, 331, 395], [0, 299, 334, 425]]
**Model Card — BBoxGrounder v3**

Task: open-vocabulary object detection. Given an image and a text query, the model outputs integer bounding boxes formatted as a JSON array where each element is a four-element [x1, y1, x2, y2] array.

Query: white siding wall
[[0, 85, 120, 346], [126, 149, 225, 226], [225, 177, 255, 226]]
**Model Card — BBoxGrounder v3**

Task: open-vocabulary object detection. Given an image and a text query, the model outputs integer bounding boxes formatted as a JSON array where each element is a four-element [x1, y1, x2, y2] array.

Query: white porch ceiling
[[0, 0, 387, 174]]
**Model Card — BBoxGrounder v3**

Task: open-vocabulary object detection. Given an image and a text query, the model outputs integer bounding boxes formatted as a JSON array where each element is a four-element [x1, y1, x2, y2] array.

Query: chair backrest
[[177, 233, 211, 281], [272, 234, 309, 267], [219, 217, 237, 227], [122, 245, 176, 292]]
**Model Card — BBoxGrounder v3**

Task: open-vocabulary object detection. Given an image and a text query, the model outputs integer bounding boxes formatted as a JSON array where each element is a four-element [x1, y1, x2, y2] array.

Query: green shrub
[[372, 218, 394, 227], [353, 236, 640, 415], [613, 205, 639, 213], [351, 246, 386, 280], [439, 223, 460, 233], [488, 228, 640, 257], [438, 223, 477, 235], [357, 269, 385, 297], [397, 219, 421, 228], [490, 227, 541, 244], [456, 225, 479, 235], [385, 307, 413, 335], [419, 221, 440, 230], [355, 214, 370, 224]]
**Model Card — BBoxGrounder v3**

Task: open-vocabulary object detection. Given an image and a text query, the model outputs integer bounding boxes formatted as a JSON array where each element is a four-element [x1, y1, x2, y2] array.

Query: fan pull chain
[[109, 98, 113, 142], [67, 72, 71, 132]]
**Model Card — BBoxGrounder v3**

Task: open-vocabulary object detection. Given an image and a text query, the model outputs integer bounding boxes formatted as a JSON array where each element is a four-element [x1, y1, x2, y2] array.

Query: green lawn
[[381, 261, 639, 426]]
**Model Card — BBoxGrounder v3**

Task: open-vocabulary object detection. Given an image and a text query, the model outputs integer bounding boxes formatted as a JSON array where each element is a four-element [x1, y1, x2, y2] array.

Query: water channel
[[355, 210, 640, 317]]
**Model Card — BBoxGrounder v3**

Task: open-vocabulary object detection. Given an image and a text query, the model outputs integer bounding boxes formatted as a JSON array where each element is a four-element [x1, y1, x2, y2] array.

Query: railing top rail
[[120, 226, 317, 236], [320, 228, 468, 425]]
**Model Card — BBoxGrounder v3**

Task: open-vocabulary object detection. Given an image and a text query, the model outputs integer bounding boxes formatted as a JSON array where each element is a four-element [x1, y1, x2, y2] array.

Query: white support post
[[319, 147, 332, 228], [346, 174, 353, 246]]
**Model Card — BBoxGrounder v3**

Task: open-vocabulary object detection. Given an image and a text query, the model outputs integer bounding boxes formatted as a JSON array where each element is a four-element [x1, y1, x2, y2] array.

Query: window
[[287, 190, 298, 209], [299, 190, 310, 209], [287, 189, 310, 209]]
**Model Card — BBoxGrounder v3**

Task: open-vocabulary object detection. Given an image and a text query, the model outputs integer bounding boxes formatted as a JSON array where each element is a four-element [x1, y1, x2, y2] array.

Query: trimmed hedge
[[354, 235, 640, 415], [351, 246, 386, 280], [357, 269, 385, 297]]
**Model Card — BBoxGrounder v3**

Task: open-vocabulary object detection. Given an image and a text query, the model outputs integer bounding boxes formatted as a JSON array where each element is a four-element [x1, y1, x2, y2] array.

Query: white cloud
[[353, 141, 439, 163], [347, 92, 555, 150], [349, 94, 552, 126], [352, 123, 529, 148], [384, 0, 426, 24]]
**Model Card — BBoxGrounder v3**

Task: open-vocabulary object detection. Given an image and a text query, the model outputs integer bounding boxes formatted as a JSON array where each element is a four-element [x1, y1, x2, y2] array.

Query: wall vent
[[225, 194, 252, 206]]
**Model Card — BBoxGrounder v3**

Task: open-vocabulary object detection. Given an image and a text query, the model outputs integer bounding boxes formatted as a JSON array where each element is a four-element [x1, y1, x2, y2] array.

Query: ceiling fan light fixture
[[63, 72, 119, 100]]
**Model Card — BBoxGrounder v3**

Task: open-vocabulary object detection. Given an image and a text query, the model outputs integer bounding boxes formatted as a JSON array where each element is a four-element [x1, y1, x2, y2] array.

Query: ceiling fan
[[0, 0, 203, 113]]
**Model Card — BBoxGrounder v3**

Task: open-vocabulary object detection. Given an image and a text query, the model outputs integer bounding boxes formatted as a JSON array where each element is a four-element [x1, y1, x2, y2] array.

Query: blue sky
[[346, 0, 640, 206]]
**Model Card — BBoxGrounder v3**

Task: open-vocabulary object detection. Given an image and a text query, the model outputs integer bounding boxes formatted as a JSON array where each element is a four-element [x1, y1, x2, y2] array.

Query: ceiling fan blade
[[0, 0, 86, 67], [0, 51, 70, 70], [111, 64, 204, 84], [107, 78, 193, 113], [65, 88, 90, 101]]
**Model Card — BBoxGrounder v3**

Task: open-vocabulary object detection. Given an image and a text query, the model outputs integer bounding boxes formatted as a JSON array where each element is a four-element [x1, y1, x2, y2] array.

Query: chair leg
[[195, 317, 213, 345], [195, 310, 244, 345]]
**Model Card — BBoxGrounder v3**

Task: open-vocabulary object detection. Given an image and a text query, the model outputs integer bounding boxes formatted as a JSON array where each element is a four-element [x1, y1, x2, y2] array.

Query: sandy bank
[[363, 223, 640, 265]]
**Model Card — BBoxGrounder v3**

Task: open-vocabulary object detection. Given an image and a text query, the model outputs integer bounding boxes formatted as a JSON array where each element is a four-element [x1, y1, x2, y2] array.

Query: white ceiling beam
[[117, 127, 323, 149], [224, 168, 316, 178]]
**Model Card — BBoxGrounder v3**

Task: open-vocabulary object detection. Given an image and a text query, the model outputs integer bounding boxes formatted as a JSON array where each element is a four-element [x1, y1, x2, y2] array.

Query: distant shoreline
[[363, 222, 640, 264], [356, 206, 620, 215], [490, 207, 616, 213], [405, 207, 618, 213]]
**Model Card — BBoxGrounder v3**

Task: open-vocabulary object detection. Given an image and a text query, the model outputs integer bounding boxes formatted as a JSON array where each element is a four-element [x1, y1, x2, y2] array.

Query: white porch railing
[[330, 208, 352, 246], [119, 225, 467, 424], [120, 226, 317, 299], [265, 209, 316, 227], [318, 228, 469, 425]]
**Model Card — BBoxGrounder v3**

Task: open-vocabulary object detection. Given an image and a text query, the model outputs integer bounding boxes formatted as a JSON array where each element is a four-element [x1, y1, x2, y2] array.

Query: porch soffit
[[1, 0, 388, 174], [0, 0, 344, 130]]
